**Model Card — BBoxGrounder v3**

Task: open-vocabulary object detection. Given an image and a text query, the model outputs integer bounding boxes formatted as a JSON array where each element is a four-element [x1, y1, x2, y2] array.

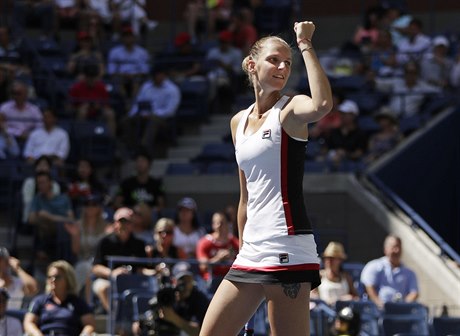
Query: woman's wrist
[[297, 38, 313, 53]]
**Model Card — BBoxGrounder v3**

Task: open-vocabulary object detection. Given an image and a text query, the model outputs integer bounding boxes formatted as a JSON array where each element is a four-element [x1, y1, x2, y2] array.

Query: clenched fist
[[294, 21, 316, 41]]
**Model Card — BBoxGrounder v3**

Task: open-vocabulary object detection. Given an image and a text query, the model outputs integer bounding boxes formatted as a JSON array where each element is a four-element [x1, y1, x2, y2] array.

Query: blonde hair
[[154, 217, 175, 234], [46, 260, 78, 295], [242, 36, 291, 86]]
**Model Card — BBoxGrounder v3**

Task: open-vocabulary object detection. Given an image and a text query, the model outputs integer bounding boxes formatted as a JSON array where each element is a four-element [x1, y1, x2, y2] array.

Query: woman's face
[[324, 257, 342, 269], [178, 207, 194, 223], [155, 225, 174, 242], [78, 160, 92, 179], [254, 41, 292, 91], [35, 159, 51, 172], [47, 267, 67, 294]]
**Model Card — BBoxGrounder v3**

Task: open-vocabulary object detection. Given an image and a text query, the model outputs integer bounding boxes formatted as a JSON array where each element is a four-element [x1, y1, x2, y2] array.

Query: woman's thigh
[[264, 282, 312, 336], [199, 280, 265, 336]]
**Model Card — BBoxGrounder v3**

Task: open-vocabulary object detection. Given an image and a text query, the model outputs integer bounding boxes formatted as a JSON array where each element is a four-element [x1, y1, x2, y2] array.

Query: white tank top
[[235, 96, 313, 243], [318, 276, 350, 305]]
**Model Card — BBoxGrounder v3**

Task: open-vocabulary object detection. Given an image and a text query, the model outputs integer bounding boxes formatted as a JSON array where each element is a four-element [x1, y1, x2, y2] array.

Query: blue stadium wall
[[374, 108, 460, 253]]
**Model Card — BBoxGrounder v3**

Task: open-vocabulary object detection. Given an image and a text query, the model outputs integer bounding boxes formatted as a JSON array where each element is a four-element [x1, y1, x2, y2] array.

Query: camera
[[138, 275, 181, 336]]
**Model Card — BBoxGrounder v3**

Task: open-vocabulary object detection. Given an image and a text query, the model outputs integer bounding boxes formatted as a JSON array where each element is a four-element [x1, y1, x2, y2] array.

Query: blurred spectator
[[196, 212, 238, 285], [54, 0, 81, 29], [110, 0, 157, 38], [330, 306, 361, 336], [0, 247, 39, 310], [206, 30, 243, 114], [28, 172, 75, 263], [166, 32, 205, 83], [64, 193, 111, 303], [361, 234, 419, 309], [173, 197, 206, 259], [229, 7, 258, 55], [68, 62, 116, 135], [224, 203, 238, 238], [123, 65, 181, 156], [67, 158, 106, 213], [367, 29, 399, 77], [91, 207, 147, 312], [374, 60, 440, 118], [0, 287, 23, 335], [365, 109, 402, 163], [146, 217, 187, 259], [106, 25, 150, 101], [22, 108, 70, 166], [0, 112, 20, 159], [23, 260, 95, 336], [451, 51, 460, 89], [420, 36, 454, 89], [380, 5, 412, 47], [67, 30, 105, 80], [113, 150, 166, 211], [185, 0, 207, 42], [0, 81, 42, 142], [13, 0, 57, 38], [396, 18, 431, 65], [0, 25, 30, 80], [131, 202, 155, 245], [21, 155, 62, 224], [132, 261, 210, 336], [352, 6, 384, 52], [309, 91, 344, 141], [0, 66, 12, 103], [311, 242, 359, 306], [325, 100, 368, 167]]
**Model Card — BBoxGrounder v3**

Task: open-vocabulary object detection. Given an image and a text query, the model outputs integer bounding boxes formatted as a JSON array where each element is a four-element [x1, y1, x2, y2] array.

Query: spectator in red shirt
[[196, 211, 239, 292], [229, 7, 258, 56], [68, 63, 116, 135]]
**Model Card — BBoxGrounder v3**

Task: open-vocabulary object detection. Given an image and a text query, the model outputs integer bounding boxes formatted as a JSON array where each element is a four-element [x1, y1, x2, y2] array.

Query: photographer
[[133, 262, 210, 336]]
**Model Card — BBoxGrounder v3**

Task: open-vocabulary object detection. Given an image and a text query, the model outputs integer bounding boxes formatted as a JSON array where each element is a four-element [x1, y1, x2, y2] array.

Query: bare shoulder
[[230, 109, 245, 130]]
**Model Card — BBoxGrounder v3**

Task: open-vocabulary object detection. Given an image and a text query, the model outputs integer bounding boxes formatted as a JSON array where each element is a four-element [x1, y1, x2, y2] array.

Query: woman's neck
[[254, 90, 281, 116]]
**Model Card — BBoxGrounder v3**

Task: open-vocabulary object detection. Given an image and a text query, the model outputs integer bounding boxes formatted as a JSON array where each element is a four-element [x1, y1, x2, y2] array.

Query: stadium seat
[[383, 302, 429, 319], [193, 143, 235, 163], [431, 316, 460, 336], [379, 315, 430, 336], [166, 162, 202, 175]]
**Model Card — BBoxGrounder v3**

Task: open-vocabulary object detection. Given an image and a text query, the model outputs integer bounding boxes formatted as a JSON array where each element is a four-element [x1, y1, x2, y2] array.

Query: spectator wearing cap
[[67, 30, 105, 80], [22, 108, 70, 167], [173, 197, 205, 259], [113, 149, 166, 211], [164, 32, 205, 83], [311, 242, 359, 306], [330, 306, 361, 336], [122, 63, 181, 155], [91, 207, 147, 312], [107, 25, 150, 101], [68, 61, 117, 135], [0, 247, 38, 310], [132, 261, 210, 336], [0, 287, 23, 335], [395, 17, 431, 65], [325, 99, 368, 167], [365, 108, 403, 163], [205, 30, 243, 114], [420, 35, 454, 89], [64, 193, 111, 304]]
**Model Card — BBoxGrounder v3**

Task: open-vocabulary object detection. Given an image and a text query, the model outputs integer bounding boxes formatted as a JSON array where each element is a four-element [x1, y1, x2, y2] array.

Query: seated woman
[[312, 242, 359, 306], [146, 217, 187, 260], [23, 260, 95, 336]]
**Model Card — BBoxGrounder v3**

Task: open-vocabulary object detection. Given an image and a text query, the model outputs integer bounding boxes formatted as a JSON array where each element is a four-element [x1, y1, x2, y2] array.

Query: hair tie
[[297, 38, 312, 46]]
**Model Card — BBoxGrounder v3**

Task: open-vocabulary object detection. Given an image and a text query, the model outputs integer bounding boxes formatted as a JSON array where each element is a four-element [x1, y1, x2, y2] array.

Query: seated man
[[27, 171, 75, 263], [360, 234, 419, 309], [91, 207, 147, 313]]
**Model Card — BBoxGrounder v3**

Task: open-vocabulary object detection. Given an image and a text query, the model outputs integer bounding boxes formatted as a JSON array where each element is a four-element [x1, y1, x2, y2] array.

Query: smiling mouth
[[273, 75, 285, 79]]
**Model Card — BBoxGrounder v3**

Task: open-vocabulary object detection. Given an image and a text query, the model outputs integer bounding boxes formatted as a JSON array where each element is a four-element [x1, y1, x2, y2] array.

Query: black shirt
[[118, 176, 165, 207]]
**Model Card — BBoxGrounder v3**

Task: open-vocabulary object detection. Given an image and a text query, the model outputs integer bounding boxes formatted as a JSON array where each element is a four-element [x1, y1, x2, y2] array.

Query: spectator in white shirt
[[122, 65, 181, 155], [23, 109, 70, 167], [396, 18, 431, 65], [420, 36, 454, 89], [0, 81, 42, 142]]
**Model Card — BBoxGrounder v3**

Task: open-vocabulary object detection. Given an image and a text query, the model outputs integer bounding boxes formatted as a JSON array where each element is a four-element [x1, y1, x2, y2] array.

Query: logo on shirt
[[279, 253, 289, 264], [262, 129, 271, 139]]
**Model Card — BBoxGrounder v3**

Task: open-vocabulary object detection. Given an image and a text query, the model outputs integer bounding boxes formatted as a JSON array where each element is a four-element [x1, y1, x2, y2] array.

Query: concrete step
[[177, 134, 223, 146], [167, 146, 202, 160], [200, 123, 231, 136]]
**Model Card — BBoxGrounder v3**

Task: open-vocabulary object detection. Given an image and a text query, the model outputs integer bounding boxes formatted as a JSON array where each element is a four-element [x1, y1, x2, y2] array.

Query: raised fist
[[294, 21, 316, 41]]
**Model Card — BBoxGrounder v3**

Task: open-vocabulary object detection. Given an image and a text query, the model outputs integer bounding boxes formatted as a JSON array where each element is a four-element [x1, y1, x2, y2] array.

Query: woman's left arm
[[290, 21, 333, 124]]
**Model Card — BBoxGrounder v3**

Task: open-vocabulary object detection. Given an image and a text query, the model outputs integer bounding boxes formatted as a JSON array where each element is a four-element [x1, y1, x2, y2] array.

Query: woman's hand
[[294, 21, 315, 41]]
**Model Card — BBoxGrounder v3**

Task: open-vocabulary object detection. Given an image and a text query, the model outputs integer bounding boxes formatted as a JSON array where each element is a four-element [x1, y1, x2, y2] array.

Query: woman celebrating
[[23, 260, 95, 336], [199, 21, 333, 336]]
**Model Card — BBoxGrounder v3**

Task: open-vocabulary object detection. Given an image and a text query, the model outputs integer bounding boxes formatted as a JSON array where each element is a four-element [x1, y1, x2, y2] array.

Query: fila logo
[[262, 129, 271, 139], [279, 253, 289, 264]]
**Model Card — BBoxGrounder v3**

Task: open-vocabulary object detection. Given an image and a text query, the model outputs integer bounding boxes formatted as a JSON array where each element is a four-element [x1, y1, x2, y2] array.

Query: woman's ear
[[247, 58, 256, 73]]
